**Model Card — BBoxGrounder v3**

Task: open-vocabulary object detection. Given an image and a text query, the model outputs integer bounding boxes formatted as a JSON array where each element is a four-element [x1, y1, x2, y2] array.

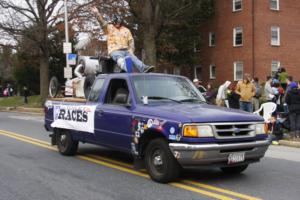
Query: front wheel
[[220, 164, 248, 174], [145, 138, 180, 183], [56, 129, 78, 156]]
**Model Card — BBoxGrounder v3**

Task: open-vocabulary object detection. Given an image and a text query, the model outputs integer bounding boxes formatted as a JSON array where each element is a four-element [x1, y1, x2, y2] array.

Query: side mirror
[[125, 103, 132, 108]]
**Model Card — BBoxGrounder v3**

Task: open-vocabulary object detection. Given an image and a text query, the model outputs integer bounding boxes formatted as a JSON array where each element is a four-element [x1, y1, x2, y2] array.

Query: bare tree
[[0, 0, 89, 100], [128, 0, 213, 66]]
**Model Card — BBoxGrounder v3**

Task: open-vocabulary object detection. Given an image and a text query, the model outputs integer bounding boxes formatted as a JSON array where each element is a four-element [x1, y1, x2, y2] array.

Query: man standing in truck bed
[[91, 6, 154, 73]]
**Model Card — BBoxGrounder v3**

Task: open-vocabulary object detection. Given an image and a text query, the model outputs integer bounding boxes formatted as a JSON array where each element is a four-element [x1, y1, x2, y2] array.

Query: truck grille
[[213, 123, 255, 139]]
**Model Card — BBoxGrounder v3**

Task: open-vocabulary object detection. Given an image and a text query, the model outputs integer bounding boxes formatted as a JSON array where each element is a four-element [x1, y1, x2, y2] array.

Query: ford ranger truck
[[44, 73, 270, 183]]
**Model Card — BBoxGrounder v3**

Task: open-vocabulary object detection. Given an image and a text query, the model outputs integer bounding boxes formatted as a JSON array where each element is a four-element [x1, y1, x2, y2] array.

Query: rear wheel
[[49, 76, 59, 98], [220, 164, 248, 174], [145, 138, 180, 183], [56, 129, 78, 156]]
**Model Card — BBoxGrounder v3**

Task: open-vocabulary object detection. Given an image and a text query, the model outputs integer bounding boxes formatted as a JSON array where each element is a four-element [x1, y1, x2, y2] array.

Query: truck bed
[[47, 97, 87, 103]]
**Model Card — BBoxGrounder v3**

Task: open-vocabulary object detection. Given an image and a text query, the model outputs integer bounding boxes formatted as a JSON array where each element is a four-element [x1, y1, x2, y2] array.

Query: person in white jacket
[[216, 81, 231, 107], [264, 76, 274, 102]]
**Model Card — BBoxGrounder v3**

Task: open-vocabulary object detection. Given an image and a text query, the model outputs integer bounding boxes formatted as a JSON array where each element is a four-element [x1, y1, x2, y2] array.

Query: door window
[[104, 79, 130, 105], [88, 78, 105, 102]]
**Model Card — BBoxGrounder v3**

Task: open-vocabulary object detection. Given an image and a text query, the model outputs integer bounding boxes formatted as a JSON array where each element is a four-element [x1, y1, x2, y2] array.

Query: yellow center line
[[85, 154, 133, 169], [183, 180, 262, 200], [0, 129, 50, 145], [0, 129, 260, 200]]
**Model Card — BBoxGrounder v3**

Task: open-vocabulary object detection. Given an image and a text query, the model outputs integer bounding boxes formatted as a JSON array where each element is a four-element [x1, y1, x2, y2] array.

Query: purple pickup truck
[[44, 73, 270, 183]]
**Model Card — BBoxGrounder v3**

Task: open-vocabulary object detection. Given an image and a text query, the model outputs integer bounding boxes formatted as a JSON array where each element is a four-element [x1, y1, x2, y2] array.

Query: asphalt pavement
[[0, 111, 300, 200]]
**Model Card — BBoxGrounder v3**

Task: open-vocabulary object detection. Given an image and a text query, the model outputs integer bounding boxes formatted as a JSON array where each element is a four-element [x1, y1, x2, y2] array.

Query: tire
[[49, 76, 59, 98], [56, 129, 78, 156], [83, 74, 95, 99], [220, 164, 248, 174], [145, 138, 180, 183]]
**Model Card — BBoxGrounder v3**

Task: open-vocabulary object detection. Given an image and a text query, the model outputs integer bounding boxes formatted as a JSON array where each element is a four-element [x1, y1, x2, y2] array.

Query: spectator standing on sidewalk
[[278, 67, 288, 90], [285, 82, 300, 139], [284, 76, 293, 98], [227, 82, 240, 109], [236, 74, 256, 112], [264, 76, 275, 102], [216, 81, 231, 107], [193, 79, 206, 94], [205, 83, 217, 104], [283, 76, 294, 112], [252, 77, 261, 111], [23, 86, 29, 104]]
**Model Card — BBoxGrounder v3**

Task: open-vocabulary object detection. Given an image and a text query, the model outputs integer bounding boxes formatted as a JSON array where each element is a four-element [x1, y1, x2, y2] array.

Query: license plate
[[228, 152, 245, 164]]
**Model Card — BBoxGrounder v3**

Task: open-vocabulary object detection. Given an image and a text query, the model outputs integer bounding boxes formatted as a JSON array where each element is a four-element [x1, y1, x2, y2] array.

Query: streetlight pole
[[64, 0, 70, 69]]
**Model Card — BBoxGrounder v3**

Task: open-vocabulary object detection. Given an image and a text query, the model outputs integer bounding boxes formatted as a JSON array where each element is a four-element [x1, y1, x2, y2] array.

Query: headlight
[[255, 123, 268, 135], [183, 125, 214, 138]]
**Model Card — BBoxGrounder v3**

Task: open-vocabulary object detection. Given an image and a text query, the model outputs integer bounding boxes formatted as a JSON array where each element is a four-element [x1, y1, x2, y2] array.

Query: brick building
[[195, 0, 300, 85]]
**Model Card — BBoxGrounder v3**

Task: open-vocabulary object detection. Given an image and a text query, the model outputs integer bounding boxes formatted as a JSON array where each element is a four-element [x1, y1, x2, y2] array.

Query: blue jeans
[[110, 50, 147, 72], [239, 101, 253, 112]]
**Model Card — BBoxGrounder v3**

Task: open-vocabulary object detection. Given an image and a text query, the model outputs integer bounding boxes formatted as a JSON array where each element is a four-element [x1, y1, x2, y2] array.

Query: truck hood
[[135, 103, 263, 123]]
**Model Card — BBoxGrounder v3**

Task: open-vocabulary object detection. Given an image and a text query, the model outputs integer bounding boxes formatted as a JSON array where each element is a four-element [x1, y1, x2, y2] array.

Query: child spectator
[[268, 114, 283, 145]]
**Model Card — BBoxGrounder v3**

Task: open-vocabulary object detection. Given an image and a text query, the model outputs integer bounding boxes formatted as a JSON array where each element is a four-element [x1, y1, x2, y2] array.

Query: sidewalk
[[278, 140, 300, 148]]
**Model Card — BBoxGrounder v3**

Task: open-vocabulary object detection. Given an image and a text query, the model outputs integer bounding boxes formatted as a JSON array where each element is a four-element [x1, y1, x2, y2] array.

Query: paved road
[[0, 112, 300, 200]]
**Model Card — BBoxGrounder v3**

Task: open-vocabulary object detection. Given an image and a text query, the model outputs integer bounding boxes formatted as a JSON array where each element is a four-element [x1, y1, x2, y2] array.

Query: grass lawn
[[0, 95, 43, 108]]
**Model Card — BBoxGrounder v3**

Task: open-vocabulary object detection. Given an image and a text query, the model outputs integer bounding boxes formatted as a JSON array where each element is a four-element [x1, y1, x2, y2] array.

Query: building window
[[271, 60, 280, 76], [233, 0, 242, 12], [270, 0, 279, 10], [234, 61, 243, 81], [173, 67, 180, 75], [209, 32, 216, 47], [271, 26, 280, 46], [233, 27, 243, 46], [194, 66, 202, 80], [210, 64, 216, 79]]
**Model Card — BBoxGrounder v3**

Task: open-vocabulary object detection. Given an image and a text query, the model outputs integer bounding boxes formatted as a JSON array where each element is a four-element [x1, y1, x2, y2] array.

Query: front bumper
[[169, 140, 270, 167]]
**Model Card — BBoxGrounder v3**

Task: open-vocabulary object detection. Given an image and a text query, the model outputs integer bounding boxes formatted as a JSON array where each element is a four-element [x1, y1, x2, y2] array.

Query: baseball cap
[[290, 82, 298, 89], [193, 78, 199, 83]]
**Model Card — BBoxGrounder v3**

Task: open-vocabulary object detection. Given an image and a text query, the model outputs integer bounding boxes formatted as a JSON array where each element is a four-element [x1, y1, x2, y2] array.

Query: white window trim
[[271, 60, 281, 75], [233, 0, 243, 12], [194, 66, 202, 80], [209, 64, 216, 79], [234, 61, 244, 81], [270, 0, 280, 11], [173, 67, 180, 75], [209, 32, 215, 47], [271, 26, 280, 46], [233, 27, 243, 47]]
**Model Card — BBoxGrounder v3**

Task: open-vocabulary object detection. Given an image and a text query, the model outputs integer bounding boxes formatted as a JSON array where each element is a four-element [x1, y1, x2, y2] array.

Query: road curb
[[278, 140, 300, 148]]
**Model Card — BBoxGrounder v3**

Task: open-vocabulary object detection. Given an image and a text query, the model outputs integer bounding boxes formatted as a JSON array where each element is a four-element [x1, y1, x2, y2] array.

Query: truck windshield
[[132, 75, 206, 104]]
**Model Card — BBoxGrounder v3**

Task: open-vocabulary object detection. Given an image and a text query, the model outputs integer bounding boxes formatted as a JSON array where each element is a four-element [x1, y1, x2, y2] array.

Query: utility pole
[[64, 0, 72, 80]]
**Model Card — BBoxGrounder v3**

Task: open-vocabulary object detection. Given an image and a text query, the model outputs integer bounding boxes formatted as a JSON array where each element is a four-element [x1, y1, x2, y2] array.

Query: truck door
[[83, 77, 106, 142], [94, 78, 133, 152]]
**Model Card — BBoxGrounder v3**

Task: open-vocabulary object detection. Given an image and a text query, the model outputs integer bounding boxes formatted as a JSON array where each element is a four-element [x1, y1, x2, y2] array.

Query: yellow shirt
[[106, 24, 134, 55], [236, 80, 256, 102]]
